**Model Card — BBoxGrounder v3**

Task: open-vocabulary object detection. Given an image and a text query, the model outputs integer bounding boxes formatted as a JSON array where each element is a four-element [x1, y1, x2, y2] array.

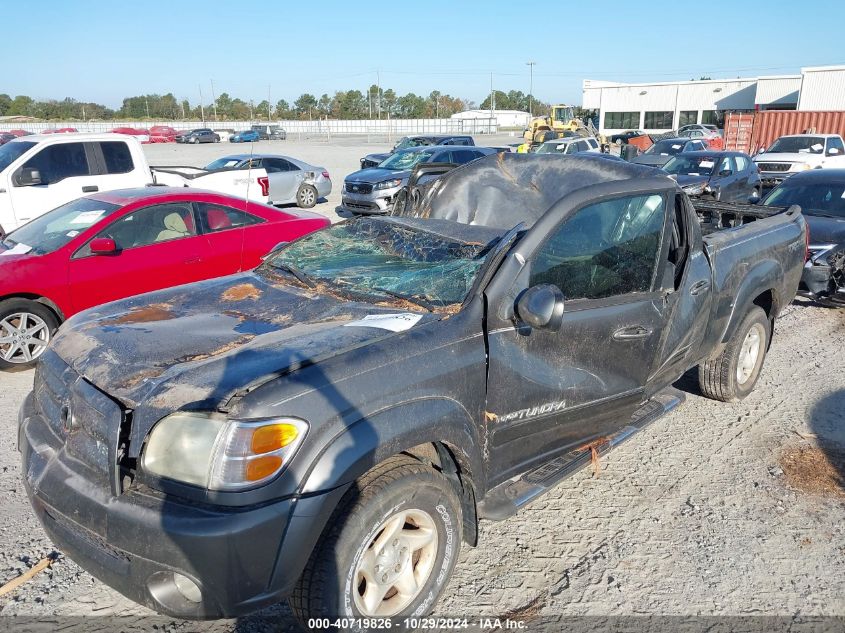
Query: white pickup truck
[[753, 133, 845, 189], [0, 133, 272, 235]]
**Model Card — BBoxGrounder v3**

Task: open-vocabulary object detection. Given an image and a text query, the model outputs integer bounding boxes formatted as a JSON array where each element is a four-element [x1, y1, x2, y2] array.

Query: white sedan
[[204, 154, 332, 208]]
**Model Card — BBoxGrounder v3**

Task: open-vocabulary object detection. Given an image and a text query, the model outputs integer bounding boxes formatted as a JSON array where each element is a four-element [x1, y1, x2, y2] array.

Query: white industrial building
[[451, 109, 531, 129], [583, 64, 845, 134]]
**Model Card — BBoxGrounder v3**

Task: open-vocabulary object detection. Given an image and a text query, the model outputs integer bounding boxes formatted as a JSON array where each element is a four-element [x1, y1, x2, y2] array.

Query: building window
[[679, 111, 697, 127], [604, 111, 639, 129], [701, 110, 718, 125], [644, 111, 673, 129]]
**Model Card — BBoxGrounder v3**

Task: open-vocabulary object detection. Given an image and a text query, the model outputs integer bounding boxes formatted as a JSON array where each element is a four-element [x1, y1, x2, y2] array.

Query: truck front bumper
[[19, 393, 345, 619]]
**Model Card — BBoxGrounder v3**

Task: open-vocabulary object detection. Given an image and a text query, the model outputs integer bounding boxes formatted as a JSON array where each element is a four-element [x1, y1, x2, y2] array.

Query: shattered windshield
[[261, 218, 497, 309], [379, 150, 434, 170]]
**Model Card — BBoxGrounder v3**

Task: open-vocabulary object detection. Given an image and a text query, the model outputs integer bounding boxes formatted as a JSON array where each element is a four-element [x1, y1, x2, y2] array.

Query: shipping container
[[725, 110, 845, 155]]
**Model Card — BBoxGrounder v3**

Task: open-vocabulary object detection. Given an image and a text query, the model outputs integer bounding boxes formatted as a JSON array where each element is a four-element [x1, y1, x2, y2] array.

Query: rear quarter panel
[[699, 209, 806, 357]]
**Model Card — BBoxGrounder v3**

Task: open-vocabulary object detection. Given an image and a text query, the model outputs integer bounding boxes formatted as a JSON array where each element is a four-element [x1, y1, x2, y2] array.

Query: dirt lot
[[0, 138, 842, 629]]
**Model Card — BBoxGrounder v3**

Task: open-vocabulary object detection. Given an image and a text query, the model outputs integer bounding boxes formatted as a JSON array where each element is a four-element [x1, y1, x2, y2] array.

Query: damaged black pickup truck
[[20, 154, 807, 624]]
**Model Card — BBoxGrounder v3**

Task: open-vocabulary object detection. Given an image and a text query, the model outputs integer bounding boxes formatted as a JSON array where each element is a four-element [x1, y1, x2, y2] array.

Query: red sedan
[[0, 188, 329, 368]]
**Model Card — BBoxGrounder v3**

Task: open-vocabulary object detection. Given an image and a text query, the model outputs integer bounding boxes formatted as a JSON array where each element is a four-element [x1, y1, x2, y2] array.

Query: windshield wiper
[[371, 287, 436, 312], [271, 262, 316, 288]]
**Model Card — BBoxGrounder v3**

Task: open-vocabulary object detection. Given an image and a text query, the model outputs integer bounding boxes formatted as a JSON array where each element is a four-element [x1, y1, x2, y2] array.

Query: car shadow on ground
[[273, 198, 329, 210]]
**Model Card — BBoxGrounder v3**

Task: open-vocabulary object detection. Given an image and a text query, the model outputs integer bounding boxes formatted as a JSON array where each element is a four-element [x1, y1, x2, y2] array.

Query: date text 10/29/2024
[[308, 617, 528, 630]]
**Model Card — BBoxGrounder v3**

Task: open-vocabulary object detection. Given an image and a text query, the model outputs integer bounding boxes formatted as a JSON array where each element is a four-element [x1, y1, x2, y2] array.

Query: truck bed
[[693, 200, 793, 236]]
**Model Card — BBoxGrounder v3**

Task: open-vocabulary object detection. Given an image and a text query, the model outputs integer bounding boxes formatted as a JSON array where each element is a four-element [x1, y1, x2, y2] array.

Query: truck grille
[[346, 182, 373, 194], [34, 351, 123, 489], [756, 162, 790, 172]]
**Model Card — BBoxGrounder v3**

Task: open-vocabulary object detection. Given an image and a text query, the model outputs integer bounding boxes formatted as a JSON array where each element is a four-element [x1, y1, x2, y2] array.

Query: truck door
[[8, 142, 100, 227], [484, 192, 670, 485], [647, 193, 712, 390], [90, 141, 148, 192]]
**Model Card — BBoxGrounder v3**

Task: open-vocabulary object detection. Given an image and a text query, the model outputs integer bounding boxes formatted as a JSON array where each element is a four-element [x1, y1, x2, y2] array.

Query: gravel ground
[[0, 139, 842, 629]]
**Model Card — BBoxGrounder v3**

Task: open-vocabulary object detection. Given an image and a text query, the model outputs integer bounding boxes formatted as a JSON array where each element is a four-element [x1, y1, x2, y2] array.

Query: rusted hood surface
[[51, 272, 431, 440]]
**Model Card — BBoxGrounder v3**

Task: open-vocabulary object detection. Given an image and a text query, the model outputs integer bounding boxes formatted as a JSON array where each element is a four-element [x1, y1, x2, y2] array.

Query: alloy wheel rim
[[300, 188, 315, 205], [736, 323, 763, 385], [0, 312, 50, 364], [352, 508, 438, 617]]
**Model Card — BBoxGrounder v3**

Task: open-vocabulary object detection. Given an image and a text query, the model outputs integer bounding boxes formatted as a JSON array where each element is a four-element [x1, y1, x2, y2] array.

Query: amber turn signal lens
[[251, 423, 299, 454], [245, 455, 283, 481]]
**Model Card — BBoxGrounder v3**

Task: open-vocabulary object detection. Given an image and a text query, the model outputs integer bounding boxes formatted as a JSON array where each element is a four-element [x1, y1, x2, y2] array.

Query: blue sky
[[2, 0, 844, 109]]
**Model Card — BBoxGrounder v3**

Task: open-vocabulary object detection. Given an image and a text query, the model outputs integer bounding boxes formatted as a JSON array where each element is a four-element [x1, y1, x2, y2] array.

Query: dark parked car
[[251, 124, 286, 140], [21, 155, 806, 624], [631, 138, 708, 167], [662, 151, 762, 202], [760, 169, 845, 306], [341, 145, 497, 214], [609, 130, 645, 145], [360, 135, 475, 169], [175, 129, 220, 144]]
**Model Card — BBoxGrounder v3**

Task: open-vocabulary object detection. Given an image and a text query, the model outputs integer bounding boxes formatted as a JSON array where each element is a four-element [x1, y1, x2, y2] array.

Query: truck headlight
[[142, 412, 308, 490], [375, 178, 402, 190]]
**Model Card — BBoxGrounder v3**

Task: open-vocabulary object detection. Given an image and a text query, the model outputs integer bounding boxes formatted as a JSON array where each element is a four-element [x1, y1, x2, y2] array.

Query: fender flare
[[299, 397, 484, 496], [719, 258, 782, 348]]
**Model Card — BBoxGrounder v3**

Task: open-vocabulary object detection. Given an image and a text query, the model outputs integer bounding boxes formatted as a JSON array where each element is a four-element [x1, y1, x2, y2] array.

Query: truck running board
[[477, 388, 685, 521]]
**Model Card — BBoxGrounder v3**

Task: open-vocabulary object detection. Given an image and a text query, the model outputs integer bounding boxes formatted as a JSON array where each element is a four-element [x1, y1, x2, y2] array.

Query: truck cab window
[[20, 143, 90, 185], [530, 194, 665, 300], [669, 194, 690, 289], [99, 142, 134, 174]]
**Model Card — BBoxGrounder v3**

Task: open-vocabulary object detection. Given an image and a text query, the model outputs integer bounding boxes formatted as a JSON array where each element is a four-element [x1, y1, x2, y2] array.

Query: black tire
[[296, 184, 318, 208], [698, 306, 770, 402], [290, 454, 462, 623], [0, 298, 59, 370]]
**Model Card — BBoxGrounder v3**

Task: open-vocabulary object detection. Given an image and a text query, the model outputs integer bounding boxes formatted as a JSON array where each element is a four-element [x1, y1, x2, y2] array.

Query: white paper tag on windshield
[[811, 143, 823, 152], [1, 243, 32, 256], [672, 144, 682, 149], [70, 210, 106, 225], [699, 160, 715, 168], [344, 313, 423, 332]]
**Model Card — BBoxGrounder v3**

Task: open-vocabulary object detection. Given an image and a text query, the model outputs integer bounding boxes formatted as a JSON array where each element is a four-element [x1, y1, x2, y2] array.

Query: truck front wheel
[[698, 306, 770, 402], [290, 454, 462, 621]]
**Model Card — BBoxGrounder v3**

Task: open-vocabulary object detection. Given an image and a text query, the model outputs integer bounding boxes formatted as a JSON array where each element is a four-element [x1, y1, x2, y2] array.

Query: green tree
[[294, 93, 318, 119], [0, 94, 12, 116], [317, 94, 332, 117]]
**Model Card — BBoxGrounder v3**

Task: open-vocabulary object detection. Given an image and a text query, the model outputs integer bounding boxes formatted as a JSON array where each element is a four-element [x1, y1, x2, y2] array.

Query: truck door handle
[[82, 185, 99, 193], [613, 325, 653, 341], [689, 280, 710, 296]]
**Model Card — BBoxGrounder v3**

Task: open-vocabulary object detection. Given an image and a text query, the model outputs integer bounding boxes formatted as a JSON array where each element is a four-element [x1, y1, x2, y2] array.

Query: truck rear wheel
[[698, 306, 770, 402], [290, 454, 462, 622]]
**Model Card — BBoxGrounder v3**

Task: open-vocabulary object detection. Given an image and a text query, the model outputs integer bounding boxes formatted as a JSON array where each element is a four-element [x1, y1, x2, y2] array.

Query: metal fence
[[0, 117, 498, 139]]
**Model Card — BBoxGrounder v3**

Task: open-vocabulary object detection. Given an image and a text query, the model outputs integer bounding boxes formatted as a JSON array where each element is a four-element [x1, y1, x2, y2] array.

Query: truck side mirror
[[15, 167, 42, 187], [516, 284, 565, 331], [89, 237, 118, 255], [827, 147, 840, 156]]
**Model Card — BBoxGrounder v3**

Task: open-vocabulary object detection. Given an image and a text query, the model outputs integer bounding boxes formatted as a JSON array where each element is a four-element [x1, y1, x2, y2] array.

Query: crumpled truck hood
[[50, 272, 434, 454]]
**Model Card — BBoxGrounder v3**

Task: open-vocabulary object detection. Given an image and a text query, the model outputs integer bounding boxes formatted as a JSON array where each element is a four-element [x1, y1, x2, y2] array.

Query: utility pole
[[81, 104, 86, 122], [249, 100, 254, 121], [199, 84, 205, 124], [526, 61, 536, 116], [145, 95, 150, 119], [268, 85, 272, 121], [210, 79, 218, 121], [377, 70, 381, 119]]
